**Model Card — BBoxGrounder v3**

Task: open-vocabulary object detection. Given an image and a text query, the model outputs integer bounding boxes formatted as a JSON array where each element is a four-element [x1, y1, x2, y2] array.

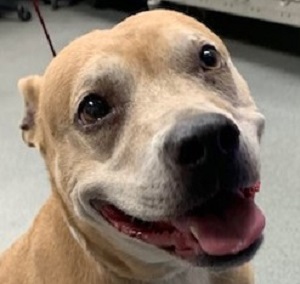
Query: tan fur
[[18, 75, 42, 147], [0, 10, 263, 283]]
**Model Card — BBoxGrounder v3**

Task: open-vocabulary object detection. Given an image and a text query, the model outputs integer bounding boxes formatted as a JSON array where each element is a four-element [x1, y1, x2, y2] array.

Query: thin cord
[[32, 0, 57, 57]]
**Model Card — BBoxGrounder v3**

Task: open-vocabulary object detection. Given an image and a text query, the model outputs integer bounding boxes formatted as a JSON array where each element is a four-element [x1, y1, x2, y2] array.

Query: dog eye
[[199, 44, 221, 70], [78, 94, 110, 125]]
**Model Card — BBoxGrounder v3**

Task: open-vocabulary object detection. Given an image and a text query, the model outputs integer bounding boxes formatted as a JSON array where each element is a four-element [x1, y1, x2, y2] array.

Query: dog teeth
[[190, 226, 200, 241]]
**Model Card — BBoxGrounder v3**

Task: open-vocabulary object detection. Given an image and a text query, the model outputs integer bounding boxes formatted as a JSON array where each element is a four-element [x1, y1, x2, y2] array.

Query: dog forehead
[[42, 10, 225, 89], [114, 9, 221, 40], [45, 10, 224, 75]]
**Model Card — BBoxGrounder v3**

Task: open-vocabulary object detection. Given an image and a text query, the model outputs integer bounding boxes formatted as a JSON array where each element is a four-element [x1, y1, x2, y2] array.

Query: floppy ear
[[18, 75, 42, 148]]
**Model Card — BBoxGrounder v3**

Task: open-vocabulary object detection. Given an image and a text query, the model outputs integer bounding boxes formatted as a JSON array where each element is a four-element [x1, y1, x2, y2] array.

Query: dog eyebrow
[[73, 60, 134, 106], [80, 70, 131, 93], [78, 55, 131, 86]]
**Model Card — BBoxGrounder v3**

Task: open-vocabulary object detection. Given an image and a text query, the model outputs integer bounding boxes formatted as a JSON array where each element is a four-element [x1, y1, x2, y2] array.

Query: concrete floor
[[0, 3, 300, 284]]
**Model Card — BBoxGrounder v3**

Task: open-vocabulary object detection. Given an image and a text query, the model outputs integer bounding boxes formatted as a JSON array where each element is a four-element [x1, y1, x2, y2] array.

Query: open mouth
[[90, 183, 265, 263]]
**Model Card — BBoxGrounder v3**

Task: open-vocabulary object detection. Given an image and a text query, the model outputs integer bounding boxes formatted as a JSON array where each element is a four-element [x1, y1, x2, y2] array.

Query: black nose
[[164, 113, 240, 169]]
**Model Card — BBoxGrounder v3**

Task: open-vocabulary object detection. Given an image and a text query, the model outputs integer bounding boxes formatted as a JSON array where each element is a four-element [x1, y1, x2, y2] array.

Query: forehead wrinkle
[[71, 55, 134, 106], [75, 55, 127, 90]]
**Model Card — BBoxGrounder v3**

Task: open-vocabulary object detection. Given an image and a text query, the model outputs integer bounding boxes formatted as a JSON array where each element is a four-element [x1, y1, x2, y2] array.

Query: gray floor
[[0, 4, 300, 284]]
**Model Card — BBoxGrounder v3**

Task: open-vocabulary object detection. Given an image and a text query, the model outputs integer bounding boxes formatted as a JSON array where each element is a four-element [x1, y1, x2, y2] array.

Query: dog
[[0, 10, 265, 284]]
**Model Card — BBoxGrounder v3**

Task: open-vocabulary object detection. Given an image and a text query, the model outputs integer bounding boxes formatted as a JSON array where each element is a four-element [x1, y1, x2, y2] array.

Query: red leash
[[32, 0, 57, 57]]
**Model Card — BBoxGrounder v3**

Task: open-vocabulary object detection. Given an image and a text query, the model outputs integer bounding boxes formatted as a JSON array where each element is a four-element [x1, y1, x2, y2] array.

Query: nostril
[[164, 113, 240, 169], [178, 136, 206, 167], [217, 123, 240, 154]]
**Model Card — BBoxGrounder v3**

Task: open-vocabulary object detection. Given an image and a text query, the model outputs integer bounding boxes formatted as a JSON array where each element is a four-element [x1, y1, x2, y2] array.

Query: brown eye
[[199, 44, 221, 70], [78, 94, 110, 125]]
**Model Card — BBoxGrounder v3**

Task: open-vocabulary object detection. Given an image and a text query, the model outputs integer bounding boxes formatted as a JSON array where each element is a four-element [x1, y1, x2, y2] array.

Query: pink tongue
[[174, 194, 265, 256]]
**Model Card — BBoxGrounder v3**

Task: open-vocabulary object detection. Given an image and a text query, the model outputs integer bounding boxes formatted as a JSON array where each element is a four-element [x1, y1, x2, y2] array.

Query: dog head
[[19, 10, 265, 281]]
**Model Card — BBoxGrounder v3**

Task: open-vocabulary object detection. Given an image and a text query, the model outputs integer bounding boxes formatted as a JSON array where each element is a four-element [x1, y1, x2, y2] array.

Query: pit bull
[[0, 10, 265, 284]]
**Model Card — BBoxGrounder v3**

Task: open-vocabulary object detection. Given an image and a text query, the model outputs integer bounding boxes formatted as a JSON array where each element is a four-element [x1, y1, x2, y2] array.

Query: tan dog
[[0, 10, 265, 284]]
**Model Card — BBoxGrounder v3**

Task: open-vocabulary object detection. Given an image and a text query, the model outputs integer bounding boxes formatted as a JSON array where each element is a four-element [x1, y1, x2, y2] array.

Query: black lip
[[195, 236, 264, 269]]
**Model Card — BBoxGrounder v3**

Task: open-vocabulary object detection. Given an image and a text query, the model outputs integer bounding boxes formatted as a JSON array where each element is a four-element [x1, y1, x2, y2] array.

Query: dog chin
[[81, 201, 262, 271], [78, 182, 265, 269], [75, 194, 178, 266], [75, 196, 263, 272]]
